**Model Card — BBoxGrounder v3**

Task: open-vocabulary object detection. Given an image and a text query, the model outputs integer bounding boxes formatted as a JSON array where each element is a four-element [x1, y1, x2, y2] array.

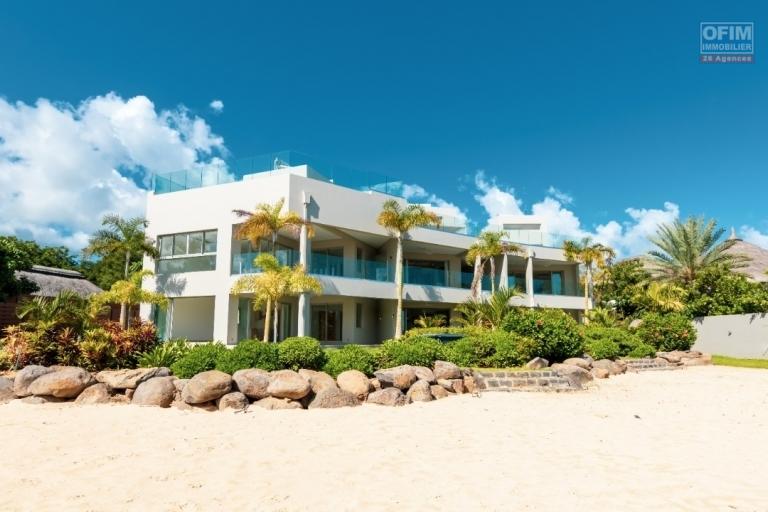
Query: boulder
[[133, 377, 176, 407], [336, 370, 370, 399], [437, 378, 465, 393], [653, 357, 671, 366], [613, 360, 628, 374], [110, 394, 131, 404], [413, 366, 436, 383], [308, 388, 360, 409], [250, 397, 303, 410], [463, 375, 478, 394], [551, 363, 593, 388], [266, 370, 311, 400], [525, 357, 549, 370], [592, 359, 622, 375], [125, 389, 135, 400], [430, 385, 452, 399], [582, 355, 595, 365], [366, 387, 410, 406], [74, 383, 111, 404], [95, 367, 170, 390], [21, 395, 67, 404], [590, 368, 610, 379], [217, 391, 249, 411], [13, 365, 54, 397], [406, 379, 432, 402], [232, 369, 270, 400], [657, 351, 682, 364], [28, 367, 94, 398], [374, 365, 417, 390], [173, 379, 188, 392], [369, 378, 381, 391], [305, 371, 338, 394], [0, 376, 14, 402], [182, 370, 232, 404], [682, 357, 709, 367], [563, 358, 591, 370], [433, 360, 462, 380]]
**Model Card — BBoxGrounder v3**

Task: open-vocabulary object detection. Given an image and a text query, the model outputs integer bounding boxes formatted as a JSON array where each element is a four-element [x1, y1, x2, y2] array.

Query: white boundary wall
[[692, 313, 768, 359]]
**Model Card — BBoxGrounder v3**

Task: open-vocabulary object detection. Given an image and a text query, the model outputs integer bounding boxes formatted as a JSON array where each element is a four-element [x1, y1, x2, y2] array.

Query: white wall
[[170, 296, 215, 341], [692, 314, 768, 359]]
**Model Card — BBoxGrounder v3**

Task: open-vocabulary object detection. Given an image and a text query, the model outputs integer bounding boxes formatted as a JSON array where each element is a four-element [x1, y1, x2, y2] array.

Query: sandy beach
[[1, 366, 767, 511]]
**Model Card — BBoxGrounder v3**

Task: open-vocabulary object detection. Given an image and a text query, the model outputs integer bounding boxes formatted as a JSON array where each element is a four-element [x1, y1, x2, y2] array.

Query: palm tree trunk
[[470, 255, 483, 299], [583, 266, 592, 324], [273, 302, 279, 342], [489, 257, 496, 294], [263, 298, 272, 342], [120, 250, 131, 329], [394, 234, 404, 339]]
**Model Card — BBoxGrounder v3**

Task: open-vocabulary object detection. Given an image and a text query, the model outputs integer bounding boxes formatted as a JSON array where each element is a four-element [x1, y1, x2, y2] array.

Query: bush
[[170, 342, 228, 378], [626, 342, 656, 358], [404, 326, 484, 339], [277, 337, 326, 371], [378, 336, 446, 368], [323, 344, 379, 377], [216, 339, 280, 374], [582, 326, 637, 360], [502, 308, 584, 362], [487, 332, 539, 368], [634, 312, 696, 351], [137, 339, 190, 368], [443, 335, 496, 367], [78, 328, 117, 371], [584, 337, 621, 360]]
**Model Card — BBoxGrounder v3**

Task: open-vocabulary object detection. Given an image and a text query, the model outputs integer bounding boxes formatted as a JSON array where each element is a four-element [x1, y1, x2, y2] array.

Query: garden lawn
[[712, 355, 768, 369]]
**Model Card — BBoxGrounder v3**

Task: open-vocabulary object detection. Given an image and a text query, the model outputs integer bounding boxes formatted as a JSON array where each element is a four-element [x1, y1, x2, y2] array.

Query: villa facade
[[140, 153, 585, 345]]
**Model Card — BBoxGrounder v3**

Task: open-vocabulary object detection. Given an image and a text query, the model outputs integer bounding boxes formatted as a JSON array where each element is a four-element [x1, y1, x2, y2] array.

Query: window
[[311, 304, 343, 342], [204, 231, 217, 253], [173, 234, 187, 255], [355, 303, 363, 329], [157, 230, 218, 274], [188, 232, 203, 254], [159, 237, 173, 258]]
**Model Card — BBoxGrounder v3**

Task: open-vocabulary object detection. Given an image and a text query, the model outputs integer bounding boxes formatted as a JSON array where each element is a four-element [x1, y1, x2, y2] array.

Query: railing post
[[526, 249, 535, 307], [298, 191, 312, 337]]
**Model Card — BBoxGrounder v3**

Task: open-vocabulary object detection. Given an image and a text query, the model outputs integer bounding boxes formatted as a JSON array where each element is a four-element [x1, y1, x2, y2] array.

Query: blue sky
[[1, 1, 767, 255]]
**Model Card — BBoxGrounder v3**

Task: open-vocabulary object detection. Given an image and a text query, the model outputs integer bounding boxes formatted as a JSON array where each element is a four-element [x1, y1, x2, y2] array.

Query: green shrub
[[584, 337, 620, 360], [170, 342, 228, 378], [216, 339, 280, 374], [323, 344, 378, 377], [378, 336, 446, 368], [626, 342, 656, 358], [634, 312, 696, 351], [404, 326, 484, 339], [487, 332, 539, 368], [502, 308, 584, 362], [277, 336, 326, 371], [443, 335, 496, 367], [582, 326, 640, 360], [137, 339, 190, 368]]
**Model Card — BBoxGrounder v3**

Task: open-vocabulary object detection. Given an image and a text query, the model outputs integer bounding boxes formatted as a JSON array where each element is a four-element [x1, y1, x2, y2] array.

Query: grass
[[712, 355, 768, 369], [472, 367, 528, 372]]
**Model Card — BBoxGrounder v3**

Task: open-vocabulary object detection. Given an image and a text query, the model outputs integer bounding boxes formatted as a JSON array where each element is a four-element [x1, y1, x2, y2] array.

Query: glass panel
[[188, 232, 204, 255], [311, 304, 343, 342], [551, 272, 563, 295], [355, 303, 362, 329], [159, 236, 173, 258], [237, 298, 251, 342], [405, 260, 447, 286], [173, 234, 188, 256], [157, 255, 216, 274], [204, 230, 218, 253]]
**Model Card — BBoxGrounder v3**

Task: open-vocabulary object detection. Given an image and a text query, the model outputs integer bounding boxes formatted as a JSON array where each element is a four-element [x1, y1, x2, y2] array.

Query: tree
[[233, 197, 310, 254], [0, 236, 36, 299], [455, 287, 520, 330], [685, 265, 768, 317], [230, 254, 322, 342], [84, 215, 159, 328], [593, 259, 649, 318], [377, 199, 441, 338], [466, 231, 522, 298], [563, 237, 616, 318], [634, 281, 687, 313], [647, 217, 744, 285], [17, 290, 91, 333], [89, 271, 167, 328]]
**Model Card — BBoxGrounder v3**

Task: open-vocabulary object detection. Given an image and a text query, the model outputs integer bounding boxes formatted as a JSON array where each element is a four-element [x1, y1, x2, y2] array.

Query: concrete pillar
[[298, 191, 312, 337], [213, 292, 238, 344], [499, 252, 509, 290], [525, 249, 535, 307]]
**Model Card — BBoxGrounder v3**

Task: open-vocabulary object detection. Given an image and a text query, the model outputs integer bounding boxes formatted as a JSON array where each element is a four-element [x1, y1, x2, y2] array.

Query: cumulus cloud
[[741, 226, 768, 249], [209, 99, 224, 113], [389, 181, 469, 226], [473, 170, 523, 217], [546, 186, 573, 205], [0, 93, 226, 250]]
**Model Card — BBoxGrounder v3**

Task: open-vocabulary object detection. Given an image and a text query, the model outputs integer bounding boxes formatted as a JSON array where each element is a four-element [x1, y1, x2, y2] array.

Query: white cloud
[[546, 186, 573, 205], [390, 181, 469, 226], [209, 99, 224, 112], [473, 170, 523, 217], [0, 93, 226, 250], [741, 226, 768, 249]]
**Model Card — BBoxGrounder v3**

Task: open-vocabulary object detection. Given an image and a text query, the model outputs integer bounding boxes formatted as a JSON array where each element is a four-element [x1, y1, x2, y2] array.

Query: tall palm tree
[[466, 231, 522, 298], [84, 215, 159, 329], [233, 197, 311, 256], [89, 270, 168, 328], [647, 217, 744, 285], [231, 254, 322, 342], [377, 200, 441, 339], [563, 237, 616, 318], [455, 287, 520, 330]]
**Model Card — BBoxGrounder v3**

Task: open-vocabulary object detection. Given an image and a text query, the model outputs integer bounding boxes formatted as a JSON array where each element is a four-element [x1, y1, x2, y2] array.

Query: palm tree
[[414, 314, 447, 328], [377, 200, 441, 339], [454, 287, 519, 330], [563, 237, 616, 318], [17, 290, 90, 332], [585, 306, 619, 327], [466, 231, 522, 298], [84, 215, 159, 328], [231, 254, 322, 342], [233, 197, 310, 256], [647, 217, 744, 285], [89, 270, 167, 328], [633, 281, 686, 313]]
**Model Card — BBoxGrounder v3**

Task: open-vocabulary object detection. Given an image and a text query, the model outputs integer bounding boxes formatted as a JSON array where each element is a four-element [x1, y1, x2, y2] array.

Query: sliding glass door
[[311, 304, 343, 342]]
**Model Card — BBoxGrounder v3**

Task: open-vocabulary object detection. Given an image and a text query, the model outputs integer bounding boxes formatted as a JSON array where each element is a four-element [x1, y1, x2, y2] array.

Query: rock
[[700, 353, 712, 364], [682, 357, 709, 367], [125, 388, 135, 400], [525, 357, 549, 369], [13, 365, 54, 397], [582, 355, 595, 365], [590, 368, 610, 379], [28, 367, 94, 398], [110, 394, 131, 404], [232, 369, 270, 400], [0, 376, 14, 402], [250, 397, 303, 410], [306, 371, 337, 394], [413, 366, 436, 383], [182, 370, 232, 404], [173, 379, 188, 392], [374, 365, 417, 390], [266, 370, 311, 400], [336, 370, 370, 399], [592, 359, 622, 375], [74, 383, 111, 404], [437, 378, 464, 393], [430, 385, 452, 399], [21, 395, 67, 404], [366, 387, 410, 406], [308, 388, 360, 409], [433, 360, 462, 380], [653, 357, 671, 366], [613, 360, 628, 374], [406, 379, 432, 402], [463, 375, 478, 394], [657, 352, 682, 364], [95, 367, 170, 390], [551, 363, 593, 388], [563, 357, 591, 370], [369, 378, 381, 391], [133, 377, 176, 407], [217, 391, 249, 411]]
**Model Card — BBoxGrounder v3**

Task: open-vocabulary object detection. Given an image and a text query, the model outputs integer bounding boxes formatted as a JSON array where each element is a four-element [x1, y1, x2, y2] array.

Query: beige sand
[[1, 366, 767, 511]]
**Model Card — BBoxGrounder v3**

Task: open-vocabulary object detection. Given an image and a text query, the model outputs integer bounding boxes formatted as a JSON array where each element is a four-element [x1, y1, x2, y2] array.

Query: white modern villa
[[140, 152, 585, 345]]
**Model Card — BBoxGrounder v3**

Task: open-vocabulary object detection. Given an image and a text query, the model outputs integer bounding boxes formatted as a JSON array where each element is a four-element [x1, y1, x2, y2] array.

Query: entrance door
[[311, 304, 343, 342]]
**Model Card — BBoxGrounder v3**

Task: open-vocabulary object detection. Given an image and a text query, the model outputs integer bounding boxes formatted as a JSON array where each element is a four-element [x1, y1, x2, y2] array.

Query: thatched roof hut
[[726, 230, 768, 283], [14, 265, 102, 297]]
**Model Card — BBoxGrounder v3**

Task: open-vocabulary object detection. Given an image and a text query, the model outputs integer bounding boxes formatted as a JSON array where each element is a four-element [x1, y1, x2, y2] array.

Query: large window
[[405, 259, 447, 286], [157, 230, 217, 274], [311, 304, 343, 342]]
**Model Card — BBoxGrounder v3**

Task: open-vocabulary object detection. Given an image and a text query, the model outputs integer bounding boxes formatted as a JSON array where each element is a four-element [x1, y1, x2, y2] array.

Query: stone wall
[[474, 370, 577, 392]]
